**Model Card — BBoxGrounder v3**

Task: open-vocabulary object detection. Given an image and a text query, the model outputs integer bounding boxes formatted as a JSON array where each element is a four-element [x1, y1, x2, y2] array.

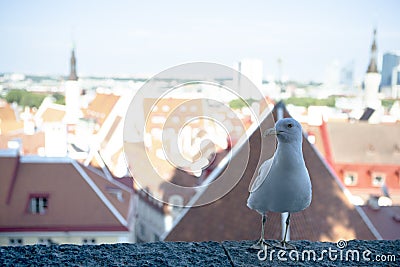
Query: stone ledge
[[1, 240, 399, 266]]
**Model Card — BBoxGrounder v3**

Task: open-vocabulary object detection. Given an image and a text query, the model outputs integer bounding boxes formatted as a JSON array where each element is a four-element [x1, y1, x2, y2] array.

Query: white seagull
[[247, 118, 312, 250]]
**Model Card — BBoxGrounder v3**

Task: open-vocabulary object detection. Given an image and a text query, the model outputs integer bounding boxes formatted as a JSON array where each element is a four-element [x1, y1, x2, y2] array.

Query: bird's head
[[263, 118, 303, 143]]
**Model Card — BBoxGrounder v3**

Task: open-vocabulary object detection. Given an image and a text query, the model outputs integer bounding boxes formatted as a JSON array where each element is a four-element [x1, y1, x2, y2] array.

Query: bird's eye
[[287, 123, 293, 128]]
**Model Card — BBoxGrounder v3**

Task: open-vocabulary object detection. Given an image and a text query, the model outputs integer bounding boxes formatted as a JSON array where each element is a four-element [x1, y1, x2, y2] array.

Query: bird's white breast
[[247, 142, 312, 213]]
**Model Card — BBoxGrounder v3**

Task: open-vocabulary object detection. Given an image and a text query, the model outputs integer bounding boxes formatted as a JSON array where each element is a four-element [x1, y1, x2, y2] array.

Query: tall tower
[[366, 29, 378, 73], [69, 47, 78, 81], [363, 28, 382, 123], [64, 46, 82, 124]]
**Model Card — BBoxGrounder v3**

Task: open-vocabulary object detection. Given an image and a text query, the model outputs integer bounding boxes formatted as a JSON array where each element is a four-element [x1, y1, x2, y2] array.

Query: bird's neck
[[277, 141, 302, 152], [276, 142, 303, 164]]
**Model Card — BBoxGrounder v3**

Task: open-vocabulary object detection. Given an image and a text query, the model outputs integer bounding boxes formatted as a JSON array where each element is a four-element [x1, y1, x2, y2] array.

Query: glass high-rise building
[[380, 52, 400, 88]]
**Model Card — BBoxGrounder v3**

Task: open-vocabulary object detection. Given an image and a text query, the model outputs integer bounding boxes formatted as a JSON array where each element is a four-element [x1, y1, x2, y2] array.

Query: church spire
[[366, 28, 378, 73], [68, 46, 78, 81]]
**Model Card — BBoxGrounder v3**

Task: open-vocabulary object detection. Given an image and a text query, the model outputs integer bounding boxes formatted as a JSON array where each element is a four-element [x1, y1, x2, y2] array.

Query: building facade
[[380, 52, 400, 88], [0, 150, 136, 246]]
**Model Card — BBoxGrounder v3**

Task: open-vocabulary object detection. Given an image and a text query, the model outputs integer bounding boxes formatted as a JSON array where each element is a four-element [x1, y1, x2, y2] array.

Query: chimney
[[359, 107, 375, 121]]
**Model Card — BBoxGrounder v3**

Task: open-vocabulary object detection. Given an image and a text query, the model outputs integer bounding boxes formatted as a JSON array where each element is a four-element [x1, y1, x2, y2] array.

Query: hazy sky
[[1, 0, 399, 82]]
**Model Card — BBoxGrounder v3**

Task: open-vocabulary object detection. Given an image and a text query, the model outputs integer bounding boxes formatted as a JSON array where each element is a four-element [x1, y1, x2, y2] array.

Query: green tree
[[5, 89, 26, 104], [5, 89, 46, 108], [20, 93, 46, 108], [382, 99, 396, 108], [52, 93, 65, 105], [229, 98, 257, 109], [283, 97, 336, 108]]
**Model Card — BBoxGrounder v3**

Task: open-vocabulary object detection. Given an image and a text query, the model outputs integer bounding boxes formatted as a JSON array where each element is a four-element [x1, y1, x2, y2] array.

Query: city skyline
[[1, 0, 400, 83]]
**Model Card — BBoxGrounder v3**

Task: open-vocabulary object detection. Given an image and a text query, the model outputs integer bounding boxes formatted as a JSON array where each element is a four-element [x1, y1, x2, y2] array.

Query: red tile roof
[[0, 101, 18, 121], [327, 121, 400, 165], [0, 132, 45, 155], [83, 93, 120, 127], [0, 101, 24, 134], [361, 205, 400, 240], [0, 153, 134, 232], [41, 106, 66, 123], [35, 102, 66, 124]]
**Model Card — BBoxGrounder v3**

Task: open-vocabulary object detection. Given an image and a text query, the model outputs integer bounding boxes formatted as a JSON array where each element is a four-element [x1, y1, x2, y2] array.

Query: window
[[139, 223, 146, 237], [38, 238, 55, 245], [162, 105, 170, 112], [106, 187, 124, 202], [171, 116, 180, 124], [154, 234, 160, 242], [343, 172, 358, 186], [29, 195, 48, 214], [8, 139, 21, 149], [82, 238, 96, 245], [307, 132, 316, 144], [150, 128, 163, 140], [190, 105, 197, 112], [372, 173, 385, 187], [367, 144, 375, 154], [156, 148, 166, 160], [169, 195, 184, 214], [179, 105, 187, 112], [151, 115, 166, 124], [136, 236, 145, 243], [394, 144, 400, 154], [9, 238, 23, 246]]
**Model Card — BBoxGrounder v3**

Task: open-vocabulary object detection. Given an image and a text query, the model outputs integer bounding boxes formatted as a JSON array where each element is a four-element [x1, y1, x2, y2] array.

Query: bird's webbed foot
[[250, 238, 271, 250], [273, 240, 296, 250]]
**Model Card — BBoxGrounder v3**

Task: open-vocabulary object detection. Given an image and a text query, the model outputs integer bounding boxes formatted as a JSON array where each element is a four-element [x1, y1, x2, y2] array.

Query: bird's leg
[[282, 213, 290, 244], [274, 213, 296, 250], [251, 213, 270, 250]]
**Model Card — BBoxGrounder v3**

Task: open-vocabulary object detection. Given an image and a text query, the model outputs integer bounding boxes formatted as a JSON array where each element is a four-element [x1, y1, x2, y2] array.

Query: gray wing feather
[[248, 156, 274, 193]]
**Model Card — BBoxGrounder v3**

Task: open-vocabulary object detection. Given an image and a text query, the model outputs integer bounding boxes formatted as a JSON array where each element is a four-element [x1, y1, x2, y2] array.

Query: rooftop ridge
[[71, 161, 128, 227], [19, 155, 73, 163], [0, 149, 19, 157], [83, 164, 134, 193]]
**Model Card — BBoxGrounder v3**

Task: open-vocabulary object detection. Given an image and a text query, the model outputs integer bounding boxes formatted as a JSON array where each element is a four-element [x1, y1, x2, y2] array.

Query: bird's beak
[[263, 127, 278, 137]]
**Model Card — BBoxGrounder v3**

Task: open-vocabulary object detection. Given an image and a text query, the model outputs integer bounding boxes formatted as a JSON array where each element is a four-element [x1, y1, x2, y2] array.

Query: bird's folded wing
[[248, 157, 274, 193]]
